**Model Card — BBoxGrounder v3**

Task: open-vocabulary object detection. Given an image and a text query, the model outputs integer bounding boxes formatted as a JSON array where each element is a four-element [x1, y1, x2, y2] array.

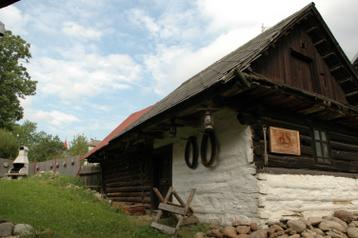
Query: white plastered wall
[[257, 173, 358, 222], [154, 108, 258, 225]]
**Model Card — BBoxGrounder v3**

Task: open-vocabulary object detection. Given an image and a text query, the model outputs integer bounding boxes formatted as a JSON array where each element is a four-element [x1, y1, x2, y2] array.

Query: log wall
[[101, 153, 153, 208], [249, 113, 358, 173]]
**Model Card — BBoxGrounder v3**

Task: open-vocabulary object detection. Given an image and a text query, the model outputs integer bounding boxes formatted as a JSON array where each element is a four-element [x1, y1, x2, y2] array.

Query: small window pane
[[321, 131, 327, 142], [322, 143, 329, 158], [315, 142, 322, 157], [314, 130, 320, 140]]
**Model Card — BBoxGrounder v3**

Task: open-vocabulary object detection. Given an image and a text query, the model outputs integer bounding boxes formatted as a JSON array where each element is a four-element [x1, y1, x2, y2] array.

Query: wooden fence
[[78, 164, 102, 192]]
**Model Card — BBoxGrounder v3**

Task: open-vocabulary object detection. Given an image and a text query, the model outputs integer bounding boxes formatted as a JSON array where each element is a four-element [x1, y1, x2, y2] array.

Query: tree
[[29, 132, 65, 162], [69, 134, 89, 157], [0, 31, 37, 129], [12, 120, 37, 147], [11, 120, 65, 162], [0, 128, 18, 159]]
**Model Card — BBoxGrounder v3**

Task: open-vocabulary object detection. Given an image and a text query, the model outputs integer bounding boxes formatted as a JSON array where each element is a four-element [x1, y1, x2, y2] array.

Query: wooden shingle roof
[[88, 3, 358, 160]]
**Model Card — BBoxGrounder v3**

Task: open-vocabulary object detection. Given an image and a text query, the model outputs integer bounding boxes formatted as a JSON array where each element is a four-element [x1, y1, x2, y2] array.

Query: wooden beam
[[313, 39, 327, 46], [298, 105, 326, 115], [306, 26, 319, 34], [338, 77, 353, 84], [329, 65, 344, 73], [346, 90, 358, 98], [322, 52, 336, 60]]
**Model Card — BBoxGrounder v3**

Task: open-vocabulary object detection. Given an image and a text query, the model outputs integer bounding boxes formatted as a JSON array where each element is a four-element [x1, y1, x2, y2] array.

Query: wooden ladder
[[151, 187, 196, 235]]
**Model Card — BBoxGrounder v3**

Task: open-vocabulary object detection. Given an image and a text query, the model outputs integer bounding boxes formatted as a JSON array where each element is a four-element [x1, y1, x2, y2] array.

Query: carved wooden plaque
[[269, 127, 301, 155]]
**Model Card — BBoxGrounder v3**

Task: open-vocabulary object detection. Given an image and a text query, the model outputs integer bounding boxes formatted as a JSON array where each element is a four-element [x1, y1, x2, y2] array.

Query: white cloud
[[62, 22, 102, 40], [0, 5, 29, 34], [197, 0, 311, 32], [28, 110, 79, 126], [145, 27, 259, 94], [128, 7, 203, 41], [29, 49, 142, 101], [129, 9, 160, 35]]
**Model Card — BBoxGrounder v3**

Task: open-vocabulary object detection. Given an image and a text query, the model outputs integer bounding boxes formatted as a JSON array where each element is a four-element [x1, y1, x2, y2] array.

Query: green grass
[[0, 174, 206, 238]]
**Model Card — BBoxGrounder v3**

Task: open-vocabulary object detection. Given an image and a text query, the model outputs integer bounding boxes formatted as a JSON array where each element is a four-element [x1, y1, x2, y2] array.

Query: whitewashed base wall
[[154, 108, 258, 225], [257, 173, 358, 222]]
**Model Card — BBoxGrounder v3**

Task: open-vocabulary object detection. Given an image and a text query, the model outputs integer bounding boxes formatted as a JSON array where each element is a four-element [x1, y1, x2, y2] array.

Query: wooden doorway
[[152, 144, 173, 208]]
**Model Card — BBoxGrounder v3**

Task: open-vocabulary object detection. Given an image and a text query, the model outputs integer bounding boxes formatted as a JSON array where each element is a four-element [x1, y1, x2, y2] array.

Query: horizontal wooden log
[[330, 140, 358, 152], [105, 186, 152, 193], [328, 131, 358, 145], [104, 167, 141, 175], [106, 180, 152, 188], [106, 191, 151, 197], [106, 178, 151, 187], [300, 135, 313, 146], [104, 174, 139, 183], [104, 170, 142, 180], [111, 196, 151, 203], [331, 149, 358, 161], [259, 116, 312, 134], [263, 154, 358, 173]]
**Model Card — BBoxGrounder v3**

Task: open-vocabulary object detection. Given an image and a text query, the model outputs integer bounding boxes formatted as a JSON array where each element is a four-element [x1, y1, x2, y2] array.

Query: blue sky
[[0, 0, 357, 142]]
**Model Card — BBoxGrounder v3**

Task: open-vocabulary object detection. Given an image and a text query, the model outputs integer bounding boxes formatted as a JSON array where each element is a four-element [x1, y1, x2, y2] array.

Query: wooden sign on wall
[[269, 127, 301, 155]]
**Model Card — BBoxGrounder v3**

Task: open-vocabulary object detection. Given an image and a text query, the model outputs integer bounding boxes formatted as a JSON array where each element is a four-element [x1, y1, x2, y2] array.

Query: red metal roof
[[82, 105, 153, 160]]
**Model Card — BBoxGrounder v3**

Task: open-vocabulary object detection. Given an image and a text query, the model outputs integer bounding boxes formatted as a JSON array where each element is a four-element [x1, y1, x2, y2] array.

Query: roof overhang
[[233, 73, 358, 129], [0, 0, 19, 9]]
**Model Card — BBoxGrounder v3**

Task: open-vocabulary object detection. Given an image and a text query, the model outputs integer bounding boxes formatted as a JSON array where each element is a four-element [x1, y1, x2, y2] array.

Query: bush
[[0, 128, 19, 159]]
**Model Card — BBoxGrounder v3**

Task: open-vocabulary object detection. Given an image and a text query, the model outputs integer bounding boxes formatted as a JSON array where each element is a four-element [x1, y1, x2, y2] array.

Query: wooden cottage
[[84, 3, 358, 224]]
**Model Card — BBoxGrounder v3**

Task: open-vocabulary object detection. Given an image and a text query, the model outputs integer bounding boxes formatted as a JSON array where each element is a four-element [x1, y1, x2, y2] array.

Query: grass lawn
[[0, 174, 206, 238]]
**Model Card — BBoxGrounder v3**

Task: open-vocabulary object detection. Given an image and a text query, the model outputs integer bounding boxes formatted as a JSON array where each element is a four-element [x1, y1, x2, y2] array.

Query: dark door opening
[[152, 144, 173, 208]]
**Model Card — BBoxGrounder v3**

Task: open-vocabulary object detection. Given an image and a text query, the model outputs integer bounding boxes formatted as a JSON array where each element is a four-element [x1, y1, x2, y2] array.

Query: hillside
[[0, 175, 204, 238]]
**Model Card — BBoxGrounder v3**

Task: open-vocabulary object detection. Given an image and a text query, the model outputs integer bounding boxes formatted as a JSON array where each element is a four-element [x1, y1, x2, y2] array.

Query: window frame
[[312, 129, 331, 164]]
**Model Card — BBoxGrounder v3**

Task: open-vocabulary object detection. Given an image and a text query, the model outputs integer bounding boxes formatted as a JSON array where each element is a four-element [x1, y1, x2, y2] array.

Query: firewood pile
[[195, 210, 358, 238]]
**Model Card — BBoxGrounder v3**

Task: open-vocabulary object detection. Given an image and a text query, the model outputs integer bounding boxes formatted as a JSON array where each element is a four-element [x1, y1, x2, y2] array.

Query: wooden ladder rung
[[151, 222, 176, 235], [158, 203, 186, 215]]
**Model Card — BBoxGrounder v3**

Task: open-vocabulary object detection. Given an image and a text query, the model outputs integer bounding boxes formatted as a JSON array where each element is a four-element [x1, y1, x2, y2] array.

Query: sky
[[0, 0, 357, 142]]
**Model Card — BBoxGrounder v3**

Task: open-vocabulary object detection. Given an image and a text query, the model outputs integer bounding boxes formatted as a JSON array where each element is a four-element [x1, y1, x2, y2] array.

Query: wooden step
[[158, 203, 186, 215], [151, 222, 176, 235]]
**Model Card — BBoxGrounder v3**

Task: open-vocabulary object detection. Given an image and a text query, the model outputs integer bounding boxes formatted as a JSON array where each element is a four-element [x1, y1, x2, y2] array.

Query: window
[[313, 129, 330, 163]]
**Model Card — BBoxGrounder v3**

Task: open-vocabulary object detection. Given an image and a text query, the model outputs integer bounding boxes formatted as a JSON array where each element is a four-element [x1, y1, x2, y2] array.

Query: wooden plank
[[151, 222, 176, 235], [158, 203, 186, 215]]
